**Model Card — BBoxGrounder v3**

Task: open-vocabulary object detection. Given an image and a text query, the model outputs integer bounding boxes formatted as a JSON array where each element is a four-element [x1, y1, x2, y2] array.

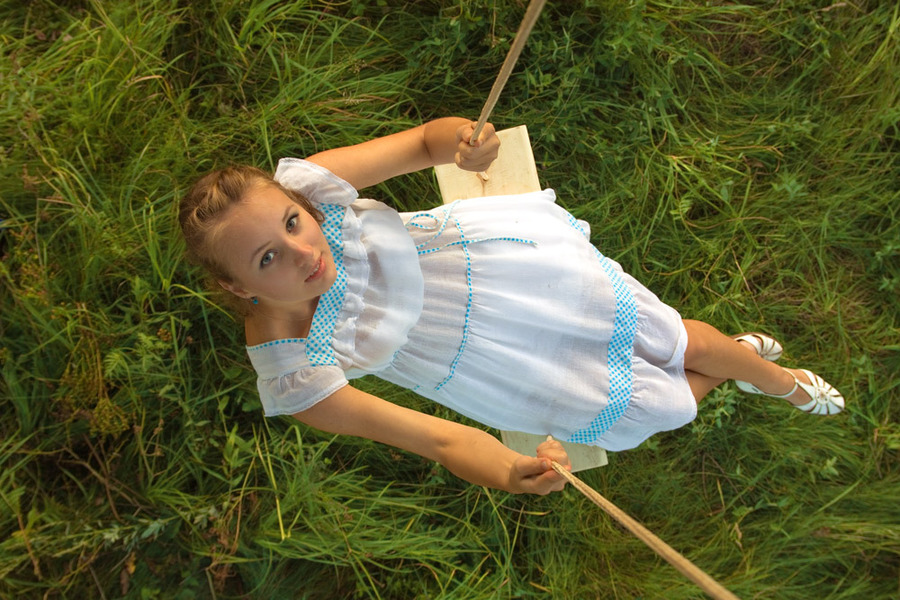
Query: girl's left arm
[[294, 384, 569, 494], [306, 117, 500, 190]]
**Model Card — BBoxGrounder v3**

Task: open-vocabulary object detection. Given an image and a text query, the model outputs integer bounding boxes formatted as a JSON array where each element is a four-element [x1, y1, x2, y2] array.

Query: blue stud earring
[[251, 297, 259, 305]]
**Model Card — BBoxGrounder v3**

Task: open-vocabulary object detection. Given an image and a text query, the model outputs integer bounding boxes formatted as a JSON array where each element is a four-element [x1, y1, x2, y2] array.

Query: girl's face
[[215, 184, 336, 314]]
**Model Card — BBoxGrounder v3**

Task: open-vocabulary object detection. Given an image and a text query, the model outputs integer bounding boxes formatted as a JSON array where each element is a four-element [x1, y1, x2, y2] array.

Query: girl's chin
[[259, 273, 337, 309]]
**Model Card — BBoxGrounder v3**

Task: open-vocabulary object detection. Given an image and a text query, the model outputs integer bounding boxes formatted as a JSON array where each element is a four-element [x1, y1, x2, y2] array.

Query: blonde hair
[[178, 165, 322, 314]]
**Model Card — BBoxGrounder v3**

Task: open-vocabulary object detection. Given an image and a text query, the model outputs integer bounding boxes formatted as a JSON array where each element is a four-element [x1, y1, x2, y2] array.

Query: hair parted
[[178, 165, 323, 314]]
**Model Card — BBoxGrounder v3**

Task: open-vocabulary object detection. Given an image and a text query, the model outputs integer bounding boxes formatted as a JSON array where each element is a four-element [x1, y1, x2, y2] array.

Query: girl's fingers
[[470, 122, 496, 147], [515, 456, 550, 477], [537, 437, 571, 470], [514, 455, 567, 495], [455, 122, 500, 171]]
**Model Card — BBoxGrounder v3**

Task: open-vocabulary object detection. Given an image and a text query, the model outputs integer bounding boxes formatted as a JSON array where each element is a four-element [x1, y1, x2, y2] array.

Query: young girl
[[179, 117, 844, 495]]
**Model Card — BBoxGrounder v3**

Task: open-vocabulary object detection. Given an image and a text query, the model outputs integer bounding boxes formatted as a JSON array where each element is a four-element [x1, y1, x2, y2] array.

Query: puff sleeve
[[246, 340, 348, 416]]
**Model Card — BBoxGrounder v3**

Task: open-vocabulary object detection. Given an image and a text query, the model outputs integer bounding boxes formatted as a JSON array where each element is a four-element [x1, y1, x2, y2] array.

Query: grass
[[1, 0, 897, 598]]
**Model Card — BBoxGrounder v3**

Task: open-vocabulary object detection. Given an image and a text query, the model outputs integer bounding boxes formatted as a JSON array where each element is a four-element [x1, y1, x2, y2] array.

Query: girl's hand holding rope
[[509, 436, 572, 495], [455, 121, 500, 172]]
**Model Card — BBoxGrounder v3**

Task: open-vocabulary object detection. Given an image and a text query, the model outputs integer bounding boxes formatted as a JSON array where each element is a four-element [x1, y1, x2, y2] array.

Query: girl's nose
[[289, 240, 313, 261]]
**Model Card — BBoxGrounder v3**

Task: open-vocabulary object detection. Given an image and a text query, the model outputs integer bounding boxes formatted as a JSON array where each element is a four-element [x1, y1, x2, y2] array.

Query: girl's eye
[[260, 251, 275, 267], [287, 214, 299, 231]]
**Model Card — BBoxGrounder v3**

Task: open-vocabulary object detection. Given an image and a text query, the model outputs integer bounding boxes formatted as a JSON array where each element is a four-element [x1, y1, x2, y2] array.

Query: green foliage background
[[1, 0, 897, 598]]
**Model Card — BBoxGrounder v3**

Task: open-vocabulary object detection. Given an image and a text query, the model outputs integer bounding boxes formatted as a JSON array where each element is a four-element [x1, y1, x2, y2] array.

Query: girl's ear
[[218, 279, 251, 299]]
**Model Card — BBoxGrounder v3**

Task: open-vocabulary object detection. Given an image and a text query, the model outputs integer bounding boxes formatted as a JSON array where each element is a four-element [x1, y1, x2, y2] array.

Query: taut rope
[[470, 0, 548, 144], [550, 461, 741, 600]]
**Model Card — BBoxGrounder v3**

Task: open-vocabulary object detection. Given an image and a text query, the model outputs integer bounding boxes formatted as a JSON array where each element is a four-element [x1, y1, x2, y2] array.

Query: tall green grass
[[1, 1, 897, 598]]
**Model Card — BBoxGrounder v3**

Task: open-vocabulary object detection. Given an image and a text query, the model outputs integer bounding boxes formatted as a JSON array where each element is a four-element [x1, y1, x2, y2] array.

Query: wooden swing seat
[[434, 125, 608, 472]]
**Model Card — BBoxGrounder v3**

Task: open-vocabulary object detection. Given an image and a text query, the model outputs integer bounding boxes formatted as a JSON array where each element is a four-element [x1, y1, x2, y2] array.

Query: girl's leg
[[685, 370, 726, 403], [682, 319, 817, 407]]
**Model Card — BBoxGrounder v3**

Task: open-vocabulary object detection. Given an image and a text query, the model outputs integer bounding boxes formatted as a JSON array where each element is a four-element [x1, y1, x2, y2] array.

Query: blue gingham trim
[[406, 203, 536, 255], [250, 338, 306, 350], [435, 218, 473, 391], [304, 202, 347, 366], [566, 215, 638, 444]]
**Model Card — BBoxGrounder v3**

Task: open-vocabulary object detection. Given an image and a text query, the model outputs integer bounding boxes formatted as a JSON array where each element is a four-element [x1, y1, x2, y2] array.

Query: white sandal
[[735, 368, 845, 415], [734, 332, 783, 362]]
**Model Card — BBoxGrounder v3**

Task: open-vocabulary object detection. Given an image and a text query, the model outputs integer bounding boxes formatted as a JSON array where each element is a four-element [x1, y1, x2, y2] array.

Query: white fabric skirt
[[375, 190, 696, 451]]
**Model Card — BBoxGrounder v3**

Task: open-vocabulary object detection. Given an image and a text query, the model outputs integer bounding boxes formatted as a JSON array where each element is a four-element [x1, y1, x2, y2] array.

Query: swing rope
[[470, 0, 548, 144], [550, 461, 742, 600]]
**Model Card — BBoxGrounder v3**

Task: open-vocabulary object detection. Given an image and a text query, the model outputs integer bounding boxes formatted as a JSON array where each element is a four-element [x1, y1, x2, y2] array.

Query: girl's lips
[[305, 257, 324, 282]]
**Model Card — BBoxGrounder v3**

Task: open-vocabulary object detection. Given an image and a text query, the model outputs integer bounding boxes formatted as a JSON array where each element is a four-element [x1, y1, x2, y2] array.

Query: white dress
[[246, 159, 696, 451]]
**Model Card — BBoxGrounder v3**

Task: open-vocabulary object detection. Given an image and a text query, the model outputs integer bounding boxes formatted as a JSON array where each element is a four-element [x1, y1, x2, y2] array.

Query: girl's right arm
[[293, 385, 569, 495], [306, 117, 499, 190]]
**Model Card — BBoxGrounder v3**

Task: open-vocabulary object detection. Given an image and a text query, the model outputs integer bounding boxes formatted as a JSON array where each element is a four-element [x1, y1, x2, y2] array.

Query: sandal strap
[[769, 370, 799, 398], [734, 333, 783, 362], [793, 399, 819, 413], [734, 372, 797, 397]]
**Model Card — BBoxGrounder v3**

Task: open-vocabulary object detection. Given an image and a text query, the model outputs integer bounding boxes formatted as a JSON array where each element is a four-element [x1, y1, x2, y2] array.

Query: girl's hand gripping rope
[[455, 121, 500, 172], [509, 436, 571, 495]]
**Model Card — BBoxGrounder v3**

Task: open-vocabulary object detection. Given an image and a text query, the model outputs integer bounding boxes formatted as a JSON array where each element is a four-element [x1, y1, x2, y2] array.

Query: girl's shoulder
[[274, 158, 358, 208], [244, 308, 315, 347]]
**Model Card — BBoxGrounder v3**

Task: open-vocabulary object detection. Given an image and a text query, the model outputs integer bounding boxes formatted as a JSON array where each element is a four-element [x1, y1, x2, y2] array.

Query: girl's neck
[[244, 297, 319, 345]]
